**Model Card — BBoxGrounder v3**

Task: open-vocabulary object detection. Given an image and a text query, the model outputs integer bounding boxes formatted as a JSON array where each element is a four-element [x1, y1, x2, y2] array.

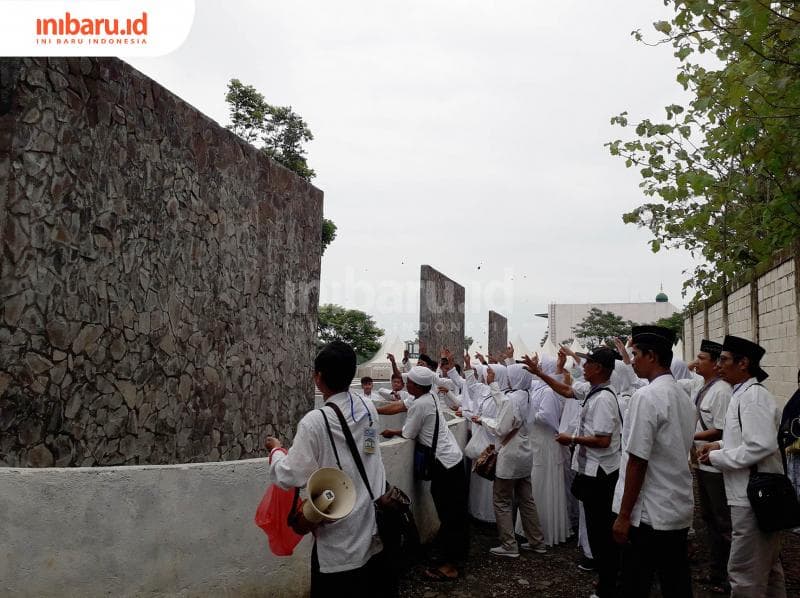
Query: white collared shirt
[[613, 374, 695, 530], [270, 391, 386, 573], [691, 378, 732, 473], [402, 392, 463, 469], [571, 382, 622, 477], [709, 378, 783, 507]]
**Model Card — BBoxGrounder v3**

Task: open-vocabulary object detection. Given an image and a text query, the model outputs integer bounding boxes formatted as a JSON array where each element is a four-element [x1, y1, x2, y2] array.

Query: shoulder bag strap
[[431, 393, 440, 459], [318, 408, 342, 469], [500, 426, 520, 447], [325, 402, 376, 501]]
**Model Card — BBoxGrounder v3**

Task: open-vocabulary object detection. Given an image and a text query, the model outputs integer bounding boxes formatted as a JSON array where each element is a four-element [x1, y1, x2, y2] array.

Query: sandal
[[423, 567, 458, 582]]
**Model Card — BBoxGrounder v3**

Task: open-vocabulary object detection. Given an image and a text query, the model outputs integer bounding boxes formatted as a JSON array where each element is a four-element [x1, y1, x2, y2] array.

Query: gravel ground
[[398, 506, 800, 597]]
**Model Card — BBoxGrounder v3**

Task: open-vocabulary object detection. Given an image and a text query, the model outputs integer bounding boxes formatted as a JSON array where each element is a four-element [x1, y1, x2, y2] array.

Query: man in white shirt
[[612, 326, 695, 598], [266, 341, 394, 597], [381, 366, 468, 581], [360, 376, 377, 401], [376, 374, 408, 402], [527, 346, 622, 598], [700, 335, 786, 598], [689, 339, 732, 592]]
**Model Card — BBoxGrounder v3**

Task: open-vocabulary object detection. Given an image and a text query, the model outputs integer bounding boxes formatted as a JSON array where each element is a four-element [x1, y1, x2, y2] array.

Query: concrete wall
[[419, 265, 465, 368], [0, 416, 468, 597], [683, 250, 800, 404], [0, 58, 323, 467], [487, 310, 508, 357]]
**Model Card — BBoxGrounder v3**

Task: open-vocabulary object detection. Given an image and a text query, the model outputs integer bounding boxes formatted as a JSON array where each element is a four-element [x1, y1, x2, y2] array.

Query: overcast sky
[[129, 0, 700, 348]]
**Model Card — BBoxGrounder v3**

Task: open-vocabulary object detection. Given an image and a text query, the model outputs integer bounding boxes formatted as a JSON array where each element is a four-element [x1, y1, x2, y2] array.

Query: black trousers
[[578, 468, 621, 598], [620, 523, 693, 598], [311, 543, 397, 598], [430, 458, 469, 564]]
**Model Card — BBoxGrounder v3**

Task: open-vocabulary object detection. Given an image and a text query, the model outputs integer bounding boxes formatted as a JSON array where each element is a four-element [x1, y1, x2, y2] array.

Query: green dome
[[655, 291, 668, 303]]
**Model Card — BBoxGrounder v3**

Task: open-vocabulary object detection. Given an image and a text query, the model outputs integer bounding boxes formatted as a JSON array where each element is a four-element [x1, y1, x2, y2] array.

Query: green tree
[[607, 2, 800, 300], [225, 78, 337, 252], [652, 312, 685, 344], [317, 304, 385, 362], [572, 308, 637, 349]]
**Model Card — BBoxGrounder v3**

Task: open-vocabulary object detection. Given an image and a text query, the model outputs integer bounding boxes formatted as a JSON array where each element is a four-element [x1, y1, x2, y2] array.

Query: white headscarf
[[670, 356, 691, 380], [488, 363, 510, 391], [528, 355, 562, 428]]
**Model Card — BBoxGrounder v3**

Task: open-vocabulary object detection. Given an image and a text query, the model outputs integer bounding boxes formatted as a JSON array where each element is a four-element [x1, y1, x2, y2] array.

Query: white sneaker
[[520, 542, 547, 554], [490, 545, 520, 558]]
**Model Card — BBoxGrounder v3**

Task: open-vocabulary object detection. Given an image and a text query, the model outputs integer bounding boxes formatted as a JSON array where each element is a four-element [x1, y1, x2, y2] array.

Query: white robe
[[517, 381, 572, 545]]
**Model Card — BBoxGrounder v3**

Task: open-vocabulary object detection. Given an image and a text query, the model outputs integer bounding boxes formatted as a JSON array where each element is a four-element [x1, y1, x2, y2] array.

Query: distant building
[[536, 289, 679, 345]]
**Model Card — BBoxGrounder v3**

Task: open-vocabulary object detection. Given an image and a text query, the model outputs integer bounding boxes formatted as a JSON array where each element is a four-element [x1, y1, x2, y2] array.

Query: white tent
[[570, 338, 587, 354], [540, 338, 558, 357], [356, 335, 408, 380], [674, 339, 685, 362], [510, 334, 533, 359]]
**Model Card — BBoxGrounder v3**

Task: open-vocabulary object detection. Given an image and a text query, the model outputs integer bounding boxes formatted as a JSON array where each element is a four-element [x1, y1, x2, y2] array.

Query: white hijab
[[488, 363, 510, 391]]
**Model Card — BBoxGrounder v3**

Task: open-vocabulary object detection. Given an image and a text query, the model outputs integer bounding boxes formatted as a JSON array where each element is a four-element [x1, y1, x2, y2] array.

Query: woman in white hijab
[[480, 363, 546, 557], [516, 355, 572, 546], [462, 362, 498, 522]]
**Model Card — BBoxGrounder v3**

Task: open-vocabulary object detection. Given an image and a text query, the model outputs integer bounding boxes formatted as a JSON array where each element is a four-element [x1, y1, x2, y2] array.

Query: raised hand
[[475, 351, 487, 365], [521, 353, 542, 376], [386, 353, 396, 363], [556, 350, 567, 373]]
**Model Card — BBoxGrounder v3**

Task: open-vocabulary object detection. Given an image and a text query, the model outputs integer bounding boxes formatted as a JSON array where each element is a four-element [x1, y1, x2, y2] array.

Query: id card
[[364, 427, 377, 454]]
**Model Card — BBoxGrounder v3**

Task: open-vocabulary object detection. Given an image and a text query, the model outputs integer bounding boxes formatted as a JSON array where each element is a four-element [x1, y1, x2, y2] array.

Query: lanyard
[[348, 392, 373, 427]]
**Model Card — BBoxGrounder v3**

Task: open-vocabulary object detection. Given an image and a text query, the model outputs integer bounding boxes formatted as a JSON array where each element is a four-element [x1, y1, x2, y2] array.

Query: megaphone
[[301, 467, 357, 524]]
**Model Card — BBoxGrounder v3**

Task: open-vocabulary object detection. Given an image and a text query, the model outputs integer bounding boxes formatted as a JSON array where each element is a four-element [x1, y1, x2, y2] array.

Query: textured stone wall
[[487, 310, 507, 357], [0, 58, 323, 466], [683, 251, 800, 405], [419, 265, 465, 368]]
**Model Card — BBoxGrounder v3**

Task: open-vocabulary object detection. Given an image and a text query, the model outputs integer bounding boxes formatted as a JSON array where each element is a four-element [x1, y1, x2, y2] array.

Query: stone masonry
[[487, 310, 507, 358], [0, 58, 323, 466], [419, 265, 465, 369]]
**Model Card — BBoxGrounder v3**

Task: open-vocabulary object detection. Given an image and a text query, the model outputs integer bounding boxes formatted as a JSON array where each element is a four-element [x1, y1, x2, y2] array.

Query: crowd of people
[[265, 326, 799, 598]]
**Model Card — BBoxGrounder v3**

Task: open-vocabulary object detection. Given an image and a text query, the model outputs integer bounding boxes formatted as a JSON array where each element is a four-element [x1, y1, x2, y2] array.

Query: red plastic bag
[[255, 483, 304, 556]]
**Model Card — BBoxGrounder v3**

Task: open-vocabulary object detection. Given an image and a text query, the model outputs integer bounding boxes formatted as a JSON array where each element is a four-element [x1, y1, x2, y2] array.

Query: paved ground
[[398, 512, 800, 597]]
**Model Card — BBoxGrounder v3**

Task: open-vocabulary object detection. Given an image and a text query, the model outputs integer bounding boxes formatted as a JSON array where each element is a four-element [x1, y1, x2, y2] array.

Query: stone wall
[[683, 248, 800, 404], [487, 310, 507, 357], [419, 265, 465, 368], [0, 58, 323, 466]]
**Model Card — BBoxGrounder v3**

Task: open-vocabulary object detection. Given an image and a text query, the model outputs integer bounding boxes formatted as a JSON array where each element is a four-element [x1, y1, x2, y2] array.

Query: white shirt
[[709, 378, 784, 507], [270, 392, 386, 573], [402, 392, 463, 469], [613, 374, 695, 530], [571, 382, 622, 477], [484, 382, 533, 479], [377, 388, 410, 402], [690, 378, 732, 473]]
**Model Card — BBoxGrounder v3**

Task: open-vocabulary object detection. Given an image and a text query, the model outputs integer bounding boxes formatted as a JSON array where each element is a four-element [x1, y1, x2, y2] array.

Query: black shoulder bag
[[412, 394, 440, 481], [323, 403, 420, 563], [738, 386, 800, 532]]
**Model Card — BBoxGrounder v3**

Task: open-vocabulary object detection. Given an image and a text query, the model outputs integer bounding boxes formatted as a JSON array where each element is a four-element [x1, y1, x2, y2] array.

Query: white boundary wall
[[0, 417, 468, 597], [683, 251, 800, 404]]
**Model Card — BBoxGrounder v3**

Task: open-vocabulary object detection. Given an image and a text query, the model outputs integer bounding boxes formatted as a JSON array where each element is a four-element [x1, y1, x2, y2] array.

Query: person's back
[[267, 341, 393, 596]]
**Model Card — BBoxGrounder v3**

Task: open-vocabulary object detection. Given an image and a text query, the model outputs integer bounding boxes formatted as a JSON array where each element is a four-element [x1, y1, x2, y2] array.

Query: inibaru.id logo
[[36, 11, 148, 45]]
